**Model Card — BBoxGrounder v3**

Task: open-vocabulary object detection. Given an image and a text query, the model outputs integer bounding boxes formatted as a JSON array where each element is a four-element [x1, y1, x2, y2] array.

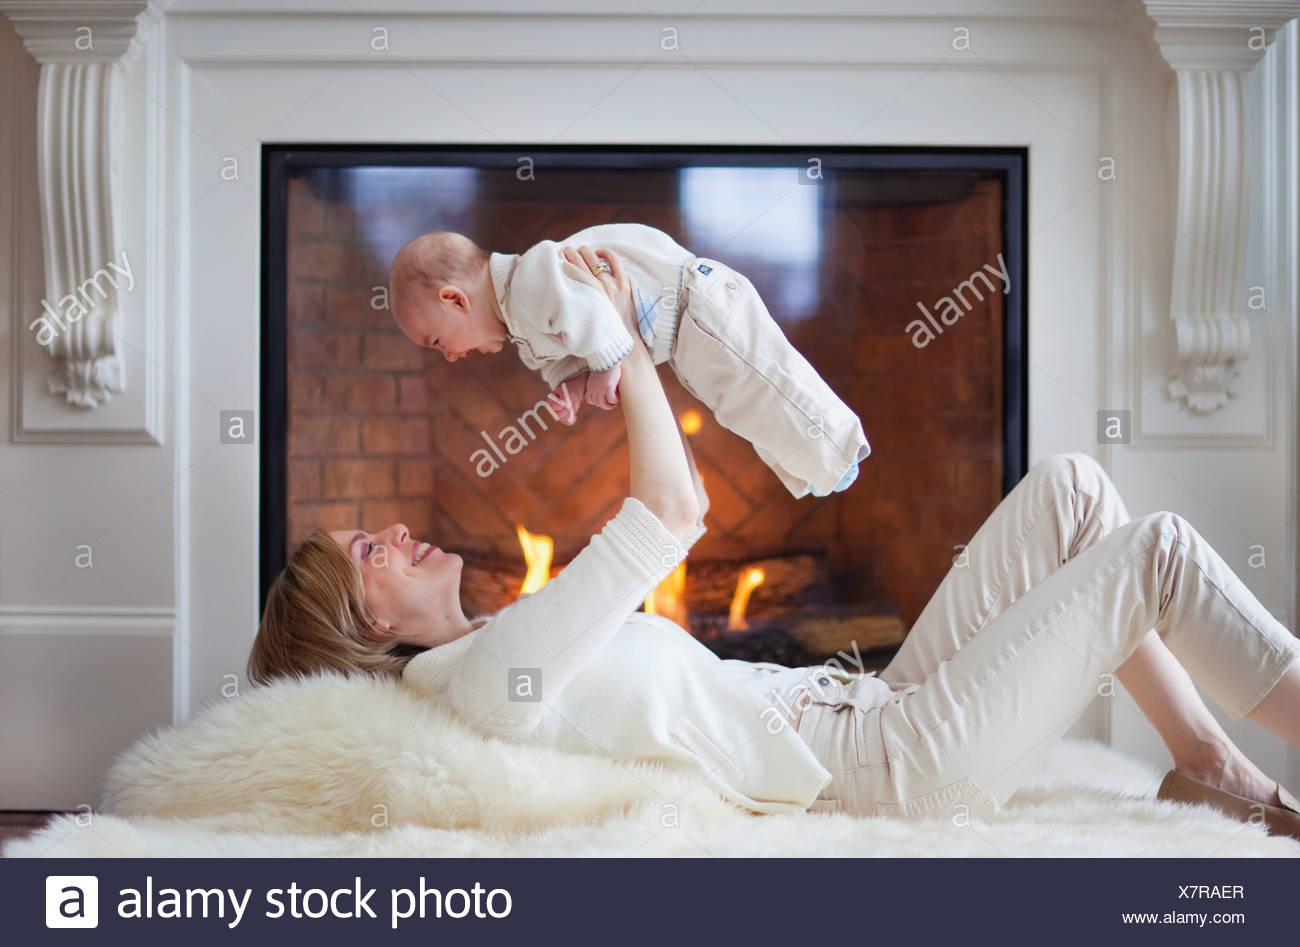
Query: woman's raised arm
[[561, 246, 703, 542], [433, 246, 705, 737]]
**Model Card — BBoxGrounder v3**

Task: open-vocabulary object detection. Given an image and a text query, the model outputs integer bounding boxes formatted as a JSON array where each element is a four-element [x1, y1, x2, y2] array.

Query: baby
[[388, 223, 870, 499]]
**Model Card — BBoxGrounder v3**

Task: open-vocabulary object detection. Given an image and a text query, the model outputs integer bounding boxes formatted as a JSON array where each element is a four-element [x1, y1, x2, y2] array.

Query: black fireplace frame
[[260, 144, 1028, 607]]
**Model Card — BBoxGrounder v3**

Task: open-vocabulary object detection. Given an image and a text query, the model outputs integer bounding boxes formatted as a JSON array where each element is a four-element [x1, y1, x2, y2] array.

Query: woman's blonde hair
[[247, 529, 490, 686]]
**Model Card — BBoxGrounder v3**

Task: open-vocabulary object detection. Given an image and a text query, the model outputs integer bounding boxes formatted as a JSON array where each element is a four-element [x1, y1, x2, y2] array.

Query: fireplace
[[262, 146, 1027, 670]]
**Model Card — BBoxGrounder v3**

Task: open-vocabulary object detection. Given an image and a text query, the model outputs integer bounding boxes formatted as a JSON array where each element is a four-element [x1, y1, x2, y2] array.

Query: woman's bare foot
[[1174, 738, 1283, 808]]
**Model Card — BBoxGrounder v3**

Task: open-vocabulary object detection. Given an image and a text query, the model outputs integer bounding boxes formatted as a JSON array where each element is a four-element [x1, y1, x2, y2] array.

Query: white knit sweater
[[488, 223, 695, 390], [401, 496, 836, 814]]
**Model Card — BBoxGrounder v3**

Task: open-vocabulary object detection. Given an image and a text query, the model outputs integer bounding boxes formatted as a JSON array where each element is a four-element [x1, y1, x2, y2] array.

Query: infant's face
[[395, 291, 504, 363]]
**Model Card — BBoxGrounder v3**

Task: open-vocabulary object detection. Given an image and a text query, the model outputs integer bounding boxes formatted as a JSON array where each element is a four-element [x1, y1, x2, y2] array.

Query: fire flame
[[516, 524, 554, 595], [728, 567, 766, 631], [644, 561, 688, 627]]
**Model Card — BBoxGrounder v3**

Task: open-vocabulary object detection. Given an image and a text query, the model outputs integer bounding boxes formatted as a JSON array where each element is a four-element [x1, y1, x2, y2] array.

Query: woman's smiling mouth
[[412, 541, 439, 565]]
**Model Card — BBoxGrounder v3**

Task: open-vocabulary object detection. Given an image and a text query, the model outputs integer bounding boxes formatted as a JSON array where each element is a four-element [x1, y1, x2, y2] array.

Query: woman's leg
[[863, 509, 1300, 818], [880, 451, 1133, 686], [878, 451, 1291, 807], [1116, 630, 1284, 806], [1245, 656, 1300, 749]]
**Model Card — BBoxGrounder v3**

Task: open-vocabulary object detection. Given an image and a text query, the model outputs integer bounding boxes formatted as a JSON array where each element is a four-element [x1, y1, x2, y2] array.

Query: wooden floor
[[0, 812, 63, 852]]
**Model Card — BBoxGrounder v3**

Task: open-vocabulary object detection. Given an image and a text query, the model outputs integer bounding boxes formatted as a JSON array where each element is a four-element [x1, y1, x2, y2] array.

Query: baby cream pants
[[793, 452, 1300, 821], [667, 257, 870, 499]]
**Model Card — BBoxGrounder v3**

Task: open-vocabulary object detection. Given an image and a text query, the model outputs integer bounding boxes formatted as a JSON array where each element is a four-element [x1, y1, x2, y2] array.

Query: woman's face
[[328, 523, 473, 648]]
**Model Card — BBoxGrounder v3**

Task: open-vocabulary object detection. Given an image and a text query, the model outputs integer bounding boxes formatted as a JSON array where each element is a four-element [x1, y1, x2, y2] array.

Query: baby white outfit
[[487, 223, 871, 499]]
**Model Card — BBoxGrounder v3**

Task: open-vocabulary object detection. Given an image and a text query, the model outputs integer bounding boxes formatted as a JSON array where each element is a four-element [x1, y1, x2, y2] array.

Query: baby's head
[[389, 231, 507, 362]]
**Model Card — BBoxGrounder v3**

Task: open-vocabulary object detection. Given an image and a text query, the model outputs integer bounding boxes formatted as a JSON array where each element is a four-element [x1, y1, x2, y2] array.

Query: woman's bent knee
[[1031, 451, 1103, 487], [1132, 509, 1185, 539]]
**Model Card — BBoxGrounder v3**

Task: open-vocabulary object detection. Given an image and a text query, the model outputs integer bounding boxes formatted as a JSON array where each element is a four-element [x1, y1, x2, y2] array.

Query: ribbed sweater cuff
[[586, 323, 636, 373], [606, 496, 688, 574], [650, 308, 679, 364]]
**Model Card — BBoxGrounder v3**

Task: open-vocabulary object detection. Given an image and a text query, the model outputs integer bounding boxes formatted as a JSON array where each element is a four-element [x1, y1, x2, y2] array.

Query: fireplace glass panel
[[274, 150, 1021, 669]]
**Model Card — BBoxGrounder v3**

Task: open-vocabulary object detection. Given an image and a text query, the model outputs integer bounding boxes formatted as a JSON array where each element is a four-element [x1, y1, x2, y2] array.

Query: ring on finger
[[590, 260, 612, 275]]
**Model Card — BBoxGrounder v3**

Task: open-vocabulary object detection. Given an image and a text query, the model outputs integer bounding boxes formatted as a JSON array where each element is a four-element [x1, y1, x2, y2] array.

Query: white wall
[[0, 17, 176, 810], [0, 0, 1295, 808]]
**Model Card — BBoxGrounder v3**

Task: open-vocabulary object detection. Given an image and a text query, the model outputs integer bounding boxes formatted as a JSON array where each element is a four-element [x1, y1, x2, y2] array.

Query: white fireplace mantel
[[2, 0, 1292, 431]]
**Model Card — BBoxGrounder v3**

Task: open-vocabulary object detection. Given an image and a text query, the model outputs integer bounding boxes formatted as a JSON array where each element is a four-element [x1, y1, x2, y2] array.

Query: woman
[[250, 246, 1300, 835]]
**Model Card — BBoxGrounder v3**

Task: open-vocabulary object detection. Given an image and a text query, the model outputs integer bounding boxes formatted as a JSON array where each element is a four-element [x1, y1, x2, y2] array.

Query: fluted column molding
[[0, 1, 152, 407], [1142, 0, 1297, 413]]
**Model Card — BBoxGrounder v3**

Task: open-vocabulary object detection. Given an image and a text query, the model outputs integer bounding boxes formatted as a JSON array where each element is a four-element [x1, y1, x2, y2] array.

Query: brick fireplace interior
[[270, 149, 1022, 670]]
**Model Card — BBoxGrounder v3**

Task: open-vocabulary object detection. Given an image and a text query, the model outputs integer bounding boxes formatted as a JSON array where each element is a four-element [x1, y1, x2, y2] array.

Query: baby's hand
[[584, 363, 621, 410], [547, 373, 588, 426]]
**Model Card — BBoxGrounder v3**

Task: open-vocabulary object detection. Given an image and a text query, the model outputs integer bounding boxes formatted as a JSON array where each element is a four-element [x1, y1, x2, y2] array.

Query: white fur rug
[[5, 673, 1297, 858]]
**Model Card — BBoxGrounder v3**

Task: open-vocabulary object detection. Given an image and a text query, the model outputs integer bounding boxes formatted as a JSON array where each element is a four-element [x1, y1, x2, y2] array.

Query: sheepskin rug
[[5, 672, 1298, 858]]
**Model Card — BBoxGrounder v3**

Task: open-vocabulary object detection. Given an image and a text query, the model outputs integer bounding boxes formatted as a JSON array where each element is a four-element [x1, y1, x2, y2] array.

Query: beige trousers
[[668, 257, 870, 499], [794, 452, 1300, 820]]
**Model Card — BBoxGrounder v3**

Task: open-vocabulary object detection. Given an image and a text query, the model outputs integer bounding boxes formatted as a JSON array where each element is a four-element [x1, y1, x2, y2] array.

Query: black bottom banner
[[2, 857, 1295, 944]]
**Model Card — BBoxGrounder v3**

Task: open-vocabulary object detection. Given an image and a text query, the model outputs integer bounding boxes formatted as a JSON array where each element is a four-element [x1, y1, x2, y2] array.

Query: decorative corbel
[[0, 1, 151, 408], [1141, 1, 1297, 413]]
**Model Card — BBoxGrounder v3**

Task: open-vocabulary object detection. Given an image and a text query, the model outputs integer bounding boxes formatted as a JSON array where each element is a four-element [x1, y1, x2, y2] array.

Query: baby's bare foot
[[548, 398, 576, 425]]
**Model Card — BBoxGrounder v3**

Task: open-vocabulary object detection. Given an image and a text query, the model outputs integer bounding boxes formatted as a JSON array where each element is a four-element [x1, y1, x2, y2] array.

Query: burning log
[[778, 605, 907, 654], [684, 553, 830, 622], [458, 543, 904, 672], [707, 604, 906, 668]]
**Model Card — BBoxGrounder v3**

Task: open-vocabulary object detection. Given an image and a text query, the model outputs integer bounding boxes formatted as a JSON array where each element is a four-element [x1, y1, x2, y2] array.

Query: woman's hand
[[559, 245, 646, 413], [558, 245, 640, 344]]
